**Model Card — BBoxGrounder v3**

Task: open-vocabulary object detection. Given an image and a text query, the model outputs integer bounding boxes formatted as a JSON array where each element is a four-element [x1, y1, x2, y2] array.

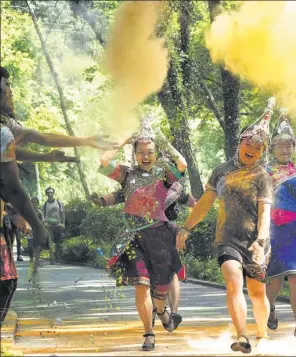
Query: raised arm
[[91, 189, 125, 207], [176, 189, 217, 250], [15, 147, 79, 163], [154, 129, 187, 172], [22, 130, 117, 150]]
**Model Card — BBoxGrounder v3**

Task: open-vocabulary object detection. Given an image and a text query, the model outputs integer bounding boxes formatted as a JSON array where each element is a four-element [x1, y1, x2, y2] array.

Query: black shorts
[[217, 244, 267, 282]]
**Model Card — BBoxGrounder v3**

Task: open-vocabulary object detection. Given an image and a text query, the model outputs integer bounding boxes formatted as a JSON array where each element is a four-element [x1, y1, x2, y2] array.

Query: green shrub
[[60, 236, 112, 268], [183, 208, 217, 260], [79, 205, 123, 244], [183, 253, 224, 284], [64, 199, 92, 238]]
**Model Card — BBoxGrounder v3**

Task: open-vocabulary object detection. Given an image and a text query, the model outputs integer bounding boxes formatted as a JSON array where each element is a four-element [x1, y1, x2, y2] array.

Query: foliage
[[59, 236, 111, 269], [185, 207, 218, 260], [2, 0, 284, 264], [63, 198, 123, 242], [183, 254, 224, 284], [1, 0, 276, 204], [79, 205, 123, 243], [64, 198, 93, 238]]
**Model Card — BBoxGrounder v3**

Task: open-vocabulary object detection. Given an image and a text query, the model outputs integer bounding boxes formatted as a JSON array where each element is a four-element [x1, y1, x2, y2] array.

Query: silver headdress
[[130, 115, 156, 144], [234, 97, 276, 167], [271, 108, 295, 146]]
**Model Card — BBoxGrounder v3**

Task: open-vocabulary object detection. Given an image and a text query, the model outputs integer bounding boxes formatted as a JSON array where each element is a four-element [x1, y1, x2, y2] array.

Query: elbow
[[178, 159, 187, 173]]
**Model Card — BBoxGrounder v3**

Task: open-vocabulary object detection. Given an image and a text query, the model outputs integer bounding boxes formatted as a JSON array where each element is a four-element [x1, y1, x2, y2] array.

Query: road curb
[[1, 309, 18, 347], [186, 278, 290, 303]]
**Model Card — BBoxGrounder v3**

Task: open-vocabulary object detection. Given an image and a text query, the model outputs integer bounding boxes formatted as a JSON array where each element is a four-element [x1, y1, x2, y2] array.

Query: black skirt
[[110, 222, 182, 299]]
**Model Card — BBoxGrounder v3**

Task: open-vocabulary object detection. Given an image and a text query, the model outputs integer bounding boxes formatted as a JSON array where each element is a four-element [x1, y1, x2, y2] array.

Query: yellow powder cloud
[[206, 1, 296, 116], [101, 1, 168, 141]]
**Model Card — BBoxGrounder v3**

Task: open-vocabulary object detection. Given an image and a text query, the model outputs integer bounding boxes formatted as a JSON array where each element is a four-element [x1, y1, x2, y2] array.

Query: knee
[[248, 288, 266, 301], [225, 278, 243, 296], [135, 285, 150, 298]]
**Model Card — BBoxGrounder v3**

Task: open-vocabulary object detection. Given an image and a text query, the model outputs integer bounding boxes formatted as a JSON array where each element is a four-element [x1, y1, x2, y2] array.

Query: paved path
[[5, 257, 296, 356]]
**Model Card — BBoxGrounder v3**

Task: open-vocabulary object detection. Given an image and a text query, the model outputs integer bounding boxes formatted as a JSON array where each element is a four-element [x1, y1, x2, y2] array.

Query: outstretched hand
[[49, 150, 80, 163], [33, 224, 50, 250], [87, 134, 120, 150], [90, 192, 102, 206]]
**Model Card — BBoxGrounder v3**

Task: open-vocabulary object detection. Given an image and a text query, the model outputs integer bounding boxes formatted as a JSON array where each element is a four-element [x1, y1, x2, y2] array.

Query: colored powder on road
[[206, 1, 296, 116], [100, 0, 168, 142]]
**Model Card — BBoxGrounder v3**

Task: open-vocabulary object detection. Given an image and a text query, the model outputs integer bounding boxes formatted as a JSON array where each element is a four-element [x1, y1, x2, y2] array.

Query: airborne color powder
[[206, 1, 296, 115], [101, 0, 168, 142]]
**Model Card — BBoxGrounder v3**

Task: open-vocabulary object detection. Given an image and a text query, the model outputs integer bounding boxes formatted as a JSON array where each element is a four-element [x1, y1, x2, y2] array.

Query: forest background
[[1, 0, 292, 288]]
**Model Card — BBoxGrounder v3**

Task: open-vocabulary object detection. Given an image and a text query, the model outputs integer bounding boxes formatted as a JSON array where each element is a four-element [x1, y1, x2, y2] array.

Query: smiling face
[[238, 138, 265, 166], [272, 142, 294, 165], [135, 140, 157, 172]]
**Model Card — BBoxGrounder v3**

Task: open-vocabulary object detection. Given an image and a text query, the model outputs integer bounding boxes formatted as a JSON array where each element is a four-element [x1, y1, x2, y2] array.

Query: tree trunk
[[157, 2, 205, 199], [26, 0, 90, 199], [68, 0, 105, 46], [208, 0, 241, 159], [163, 64, 204, 199]]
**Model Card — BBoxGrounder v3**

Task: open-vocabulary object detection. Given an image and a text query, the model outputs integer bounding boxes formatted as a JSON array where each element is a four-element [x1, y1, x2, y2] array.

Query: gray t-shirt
[[206, 160, 273, 255]]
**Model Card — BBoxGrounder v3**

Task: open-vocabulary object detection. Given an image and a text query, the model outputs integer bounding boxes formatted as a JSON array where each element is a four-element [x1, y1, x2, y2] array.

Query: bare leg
[[287, 275, 296, 324], [153, 296, 170, 325], [246, 277, 269, 338], [168, 274, 180, 313], [221, 260, 247, 338], [266, 276, 284, 322], [266, 276, 284, 308], [135, 285, 154, 345]]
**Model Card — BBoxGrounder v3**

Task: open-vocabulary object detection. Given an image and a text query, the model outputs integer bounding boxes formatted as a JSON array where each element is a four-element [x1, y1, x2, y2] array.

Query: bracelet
[[180, 226, 190, 233]]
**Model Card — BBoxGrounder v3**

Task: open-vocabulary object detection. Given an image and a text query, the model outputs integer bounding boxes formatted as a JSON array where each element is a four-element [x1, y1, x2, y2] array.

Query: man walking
[[43, 187, 65, 260]]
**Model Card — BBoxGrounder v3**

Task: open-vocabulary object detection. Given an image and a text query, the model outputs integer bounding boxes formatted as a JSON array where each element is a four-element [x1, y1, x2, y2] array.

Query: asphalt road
[[8, 257, 296, 356]]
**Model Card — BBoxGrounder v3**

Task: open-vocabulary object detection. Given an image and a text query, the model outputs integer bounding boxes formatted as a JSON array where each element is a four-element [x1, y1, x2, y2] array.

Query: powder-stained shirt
[[98, 161, 183, 225], [206, 160, 273, 254]]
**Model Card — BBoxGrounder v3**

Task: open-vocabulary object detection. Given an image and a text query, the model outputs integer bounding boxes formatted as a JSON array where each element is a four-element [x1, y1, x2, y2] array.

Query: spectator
[[43, 188, 65, 259]]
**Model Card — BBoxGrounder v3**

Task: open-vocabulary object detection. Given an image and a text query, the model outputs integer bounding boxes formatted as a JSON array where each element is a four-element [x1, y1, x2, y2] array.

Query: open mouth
[[142, 160, 151, 165], [245, 152, 254, 159]]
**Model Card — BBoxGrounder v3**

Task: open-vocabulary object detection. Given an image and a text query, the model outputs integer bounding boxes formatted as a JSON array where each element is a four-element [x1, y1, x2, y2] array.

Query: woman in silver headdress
[[97, 121, 187, 351], [176, 98, 275, 353], [266, 111, 296, 337]]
